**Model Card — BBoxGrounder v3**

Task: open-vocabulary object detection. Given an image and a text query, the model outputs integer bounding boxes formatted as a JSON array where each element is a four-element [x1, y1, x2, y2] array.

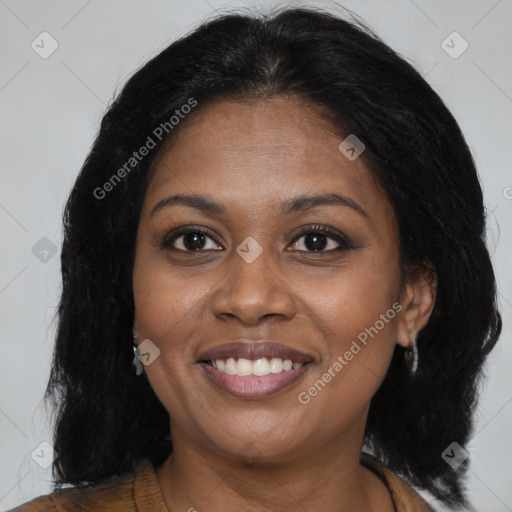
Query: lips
[[197, 340, 314, 399]]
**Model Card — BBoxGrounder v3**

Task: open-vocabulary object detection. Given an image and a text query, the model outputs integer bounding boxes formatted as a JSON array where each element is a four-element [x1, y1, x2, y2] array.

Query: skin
[[132, 96, 437, 511]]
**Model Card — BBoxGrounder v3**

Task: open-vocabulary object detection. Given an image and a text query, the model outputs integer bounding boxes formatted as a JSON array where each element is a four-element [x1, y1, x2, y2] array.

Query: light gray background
[[0, 0, 511, 510]]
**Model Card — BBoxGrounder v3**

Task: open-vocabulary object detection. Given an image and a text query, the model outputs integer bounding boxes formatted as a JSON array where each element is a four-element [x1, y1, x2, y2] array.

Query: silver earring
[[404, 333, 418, 378], [132, 336, 144, 376]]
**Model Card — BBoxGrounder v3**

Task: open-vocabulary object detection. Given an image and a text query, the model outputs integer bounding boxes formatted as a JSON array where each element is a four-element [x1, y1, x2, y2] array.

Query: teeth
[[253, 358, 271, 376], [225, 357, 237, 375], [236, 358, 253, 376], [269, 358, 283, 373], [209, 357, 305, 376]]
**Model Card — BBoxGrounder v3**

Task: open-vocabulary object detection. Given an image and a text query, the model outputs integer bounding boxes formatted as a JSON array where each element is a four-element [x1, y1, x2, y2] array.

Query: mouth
[[197, 341, 314, 399]]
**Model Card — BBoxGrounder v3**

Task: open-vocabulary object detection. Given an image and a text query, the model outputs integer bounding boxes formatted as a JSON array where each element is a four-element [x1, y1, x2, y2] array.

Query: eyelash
[[159, 224, 354, 254]]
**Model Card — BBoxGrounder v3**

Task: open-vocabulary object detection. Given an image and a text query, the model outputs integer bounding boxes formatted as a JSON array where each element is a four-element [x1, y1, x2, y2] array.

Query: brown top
[[9, 453, 435, 511], [360, 453, 435, 512]]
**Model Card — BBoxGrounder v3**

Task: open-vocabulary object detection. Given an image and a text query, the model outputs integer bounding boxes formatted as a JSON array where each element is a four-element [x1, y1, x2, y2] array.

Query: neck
[[156, 415, 393, 512]]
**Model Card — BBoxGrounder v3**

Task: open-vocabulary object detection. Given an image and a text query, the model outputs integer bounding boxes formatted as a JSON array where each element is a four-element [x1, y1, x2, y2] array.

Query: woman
[[11, 6, 501, 511]]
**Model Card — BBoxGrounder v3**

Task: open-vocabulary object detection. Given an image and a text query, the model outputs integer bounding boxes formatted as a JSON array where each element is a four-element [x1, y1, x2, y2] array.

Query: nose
[[211, 247, 296, 326]]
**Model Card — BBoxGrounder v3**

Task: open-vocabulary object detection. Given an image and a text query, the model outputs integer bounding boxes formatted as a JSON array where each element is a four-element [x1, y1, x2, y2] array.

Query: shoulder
[[8, 462, 146, 512], [8, 494, 58, 512]]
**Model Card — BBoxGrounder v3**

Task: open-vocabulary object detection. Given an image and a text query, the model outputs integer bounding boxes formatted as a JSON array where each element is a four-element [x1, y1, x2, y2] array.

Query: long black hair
[[46, 6, 501, 508]]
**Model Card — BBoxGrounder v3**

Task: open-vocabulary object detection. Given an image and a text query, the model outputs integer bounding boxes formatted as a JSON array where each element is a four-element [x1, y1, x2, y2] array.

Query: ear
[[396, 263, 437, 348]]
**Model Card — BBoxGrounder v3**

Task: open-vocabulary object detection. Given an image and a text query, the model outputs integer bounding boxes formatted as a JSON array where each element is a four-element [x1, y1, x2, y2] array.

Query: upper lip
[[197, 340, 314, 363]]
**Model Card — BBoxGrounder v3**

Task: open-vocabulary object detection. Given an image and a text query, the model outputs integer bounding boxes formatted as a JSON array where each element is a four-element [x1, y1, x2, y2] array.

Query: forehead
[[144, 96, 392, 227]]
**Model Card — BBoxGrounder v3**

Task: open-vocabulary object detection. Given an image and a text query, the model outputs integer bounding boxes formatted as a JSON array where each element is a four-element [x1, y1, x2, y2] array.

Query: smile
[[197, 340, 314, 398], [199, 358, 312, 399]]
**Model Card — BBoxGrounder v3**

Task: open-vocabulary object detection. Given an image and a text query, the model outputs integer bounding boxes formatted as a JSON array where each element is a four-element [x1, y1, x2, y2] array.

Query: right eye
[[159, 227, 224, 252]]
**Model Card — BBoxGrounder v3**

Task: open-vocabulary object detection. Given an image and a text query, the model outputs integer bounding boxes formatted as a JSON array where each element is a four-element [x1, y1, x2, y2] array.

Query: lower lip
[[200, 362, 312, 399]]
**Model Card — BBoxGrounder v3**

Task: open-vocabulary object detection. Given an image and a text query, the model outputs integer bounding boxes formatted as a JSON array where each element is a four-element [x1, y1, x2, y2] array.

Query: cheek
[[132, 258, 202, 424], [296, 301, 398, 439], [304, 250, 399, 342], [132, 247, 209, 343], [298, 255, 400, 405]]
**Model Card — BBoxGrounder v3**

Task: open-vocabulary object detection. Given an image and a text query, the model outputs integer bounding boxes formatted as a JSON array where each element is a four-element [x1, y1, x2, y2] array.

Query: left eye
[[288, 228, 352, 253]]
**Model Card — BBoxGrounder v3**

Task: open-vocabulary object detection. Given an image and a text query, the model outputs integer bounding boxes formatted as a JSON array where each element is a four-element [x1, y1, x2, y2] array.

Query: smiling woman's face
[[132, 95, 419, 463]]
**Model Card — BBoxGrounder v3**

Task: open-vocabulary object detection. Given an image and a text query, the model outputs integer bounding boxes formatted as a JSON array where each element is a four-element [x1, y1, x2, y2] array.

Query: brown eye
[[160, 227, 223, 252], [288, 226, 354, 253]]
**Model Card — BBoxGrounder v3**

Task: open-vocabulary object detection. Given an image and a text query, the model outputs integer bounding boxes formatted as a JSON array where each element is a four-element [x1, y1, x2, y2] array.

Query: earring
[[404, 333, 418, 378], [132, 336, 144, 376]]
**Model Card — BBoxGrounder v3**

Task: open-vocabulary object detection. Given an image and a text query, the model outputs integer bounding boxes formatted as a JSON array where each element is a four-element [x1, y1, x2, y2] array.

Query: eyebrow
[[150, 192, 368, 218]]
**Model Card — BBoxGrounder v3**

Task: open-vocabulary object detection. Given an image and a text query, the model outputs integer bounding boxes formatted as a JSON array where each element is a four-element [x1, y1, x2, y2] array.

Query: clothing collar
[[133, 459, 169, 512], [134, 455, 435, 512], [360, 452, 435, 512]]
